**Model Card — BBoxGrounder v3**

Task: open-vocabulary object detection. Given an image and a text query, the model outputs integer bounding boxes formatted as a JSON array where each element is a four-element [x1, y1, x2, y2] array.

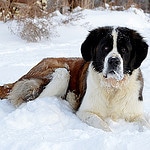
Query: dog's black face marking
[[81, 26, 113, 62], [92, 30, 113, 73], [81, 26, 148, 80], [116, 28, 133, 74], [116, 27, 148, 74]]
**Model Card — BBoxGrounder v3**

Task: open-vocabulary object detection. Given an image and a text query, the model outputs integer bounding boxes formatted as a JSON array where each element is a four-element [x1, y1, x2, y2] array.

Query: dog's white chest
[[77, 65, 143, 122]]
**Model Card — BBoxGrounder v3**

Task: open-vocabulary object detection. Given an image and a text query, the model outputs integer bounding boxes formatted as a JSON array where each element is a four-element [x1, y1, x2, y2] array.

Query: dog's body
[[0, 26, 148, 131]]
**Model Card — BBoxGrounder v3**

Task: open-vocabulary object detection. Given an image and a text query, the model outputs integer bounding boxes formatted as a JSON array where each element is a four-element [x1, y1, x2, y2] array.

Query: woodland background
[[1, 0, 150, 42], [0, 0, 150, 22]]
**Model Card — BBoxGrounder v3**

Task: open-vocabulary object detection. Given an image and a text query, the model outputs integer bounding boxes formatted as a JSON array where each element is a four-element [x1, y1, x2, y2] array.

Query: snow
[[0, 7, 150, 150]]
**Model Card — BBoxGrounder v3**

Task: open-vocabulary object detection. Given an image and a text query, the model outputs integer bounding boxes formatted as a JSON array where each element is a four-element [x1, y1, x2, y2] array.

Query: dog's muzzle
[[108, 57, 120, 71], [103, 56, 124, 81]]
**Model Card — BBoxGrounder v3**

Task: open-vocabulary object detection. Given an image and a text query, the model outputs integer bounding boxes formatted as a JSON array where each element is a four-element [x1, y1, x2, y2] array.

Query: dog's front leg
[[76, 111, 111, 131]]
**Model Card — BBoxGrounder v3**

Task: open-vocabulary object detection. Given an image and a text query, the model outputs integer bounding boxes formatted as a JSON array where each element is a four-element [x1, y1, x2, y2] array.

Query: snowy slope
[[0, 7, 150, 150]]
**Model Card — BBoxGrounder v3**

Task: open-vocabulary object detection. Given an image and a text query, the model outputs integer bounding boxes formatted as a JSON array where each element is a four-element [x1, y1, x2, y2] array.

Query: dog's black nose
[[108, 57, 120, 67]]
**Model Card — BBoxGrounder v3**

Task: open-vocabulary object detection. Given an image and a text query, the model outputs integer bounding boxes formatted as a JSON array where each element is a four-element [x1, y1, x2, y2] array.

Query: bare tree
[[0, 0, 11, 21], [68, 0, 94, 10]]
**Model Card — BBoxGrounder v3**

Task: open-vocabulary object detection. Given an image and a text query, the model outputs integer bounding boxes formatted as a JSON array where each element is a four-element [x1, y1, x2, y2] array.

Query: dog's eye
[[121, 48, 127, 53], [103, 46, 109, 51]]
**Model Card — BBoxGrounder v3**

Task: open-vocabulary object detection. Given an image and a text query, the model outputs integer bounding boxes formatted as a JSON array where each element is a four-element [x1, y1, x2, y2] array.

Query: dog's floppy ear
[[81, 27, 111, 61], [130, 30, 148, 69]]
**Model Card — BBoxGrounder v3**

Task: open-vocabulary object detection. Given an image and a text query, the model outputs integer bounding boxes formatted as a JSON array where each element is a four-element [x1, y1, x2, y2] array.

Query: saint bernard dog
[[0, 26, 149, 131]]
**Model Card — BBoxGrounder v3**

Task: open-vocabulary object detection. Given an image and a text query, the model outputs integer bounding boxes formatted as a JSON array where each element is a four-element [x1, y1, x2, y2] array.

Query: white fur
[[39, 68, 70, 98], [77, 63, 143, 131]]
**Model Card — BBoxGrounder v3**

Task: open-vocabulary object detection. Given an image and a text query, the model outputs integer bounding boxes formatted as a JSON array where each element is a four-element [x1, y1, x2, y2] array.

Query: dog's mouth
[[103, 69, 124, 81], [108, 70, 116, 75]]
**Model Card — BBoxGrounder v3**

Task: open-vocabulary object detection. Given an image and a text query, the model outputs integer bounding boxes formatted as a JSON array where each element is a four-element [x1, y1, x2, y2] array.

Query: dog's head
[[81, 26, 148, 80]]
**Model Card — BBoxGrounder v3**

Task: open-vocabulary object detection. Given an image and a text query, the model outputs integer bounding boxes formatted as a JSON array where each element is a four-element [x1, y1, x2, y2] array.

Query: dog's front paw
[[76, 111, 111, 132]]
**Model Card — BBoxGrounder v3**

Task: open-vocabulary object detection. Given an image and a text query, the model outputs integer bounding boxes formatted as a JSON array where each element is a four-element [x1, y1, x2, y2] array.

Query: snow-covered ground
[[0, 7, 150, 150]]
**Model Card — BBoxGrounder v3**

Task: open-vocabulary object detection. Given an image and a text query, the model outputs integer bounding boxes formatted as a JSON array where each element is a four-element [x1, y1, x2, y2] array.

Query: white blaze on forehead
[[111, 28, 118, 54]]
